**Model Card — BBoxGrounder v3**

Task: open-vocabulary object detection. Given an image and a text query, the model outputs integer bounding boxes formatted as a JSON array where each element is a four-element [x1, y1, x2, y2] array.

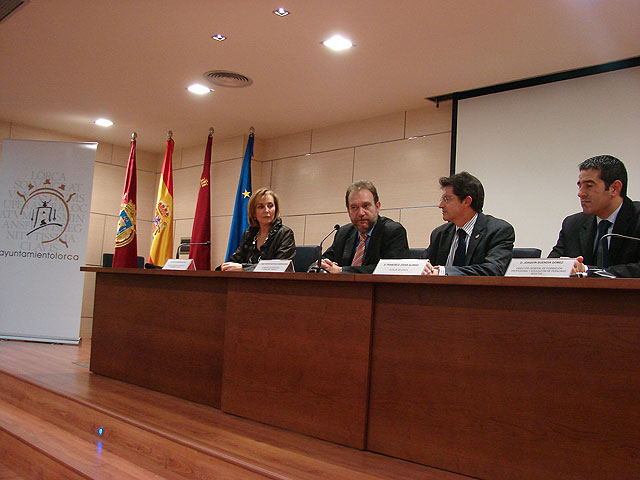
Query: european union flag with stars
[[225, 131, 254, 261]]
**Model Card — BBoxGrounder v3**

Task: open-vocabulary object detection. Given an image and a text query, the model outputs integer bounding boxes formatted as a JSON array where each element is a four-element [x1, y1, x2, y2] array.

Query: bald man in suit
[[421, 172, 514, 276]]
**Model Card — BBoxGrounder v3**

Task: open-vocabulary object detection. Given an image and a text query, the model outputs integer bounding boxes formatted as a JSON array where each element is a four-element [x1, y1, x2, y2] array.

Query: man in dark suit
[[421, 172, 514, 276], [321, 180, 409, 274], [549, 155, 640, 277]]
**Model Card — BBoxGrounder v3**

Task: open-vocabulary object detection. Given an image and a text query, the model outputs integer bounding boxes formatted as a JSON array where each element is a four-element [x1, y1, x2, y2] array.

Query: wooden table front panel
[[90, 272, 227, 408], [367, 282, 640, 480], [222, 278, 373, 449]]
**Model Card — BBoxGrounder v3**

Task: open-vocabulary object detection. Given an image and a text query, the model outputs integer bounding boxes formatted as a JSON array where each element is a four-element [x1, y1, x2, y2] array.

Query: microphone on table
[[593, 233, 640, 277], [308, 224, 340, 273], [175, 241, 211, 259]]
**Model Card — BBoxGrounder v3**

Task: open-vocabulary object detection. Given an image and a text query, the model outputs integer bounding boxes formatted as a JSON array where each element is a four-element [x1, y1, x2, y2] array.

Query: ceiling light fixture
[[273, 7, 289, 16], [187, 84, 213, 95], [322, 34, 354, 52], [94, 118, 114, 127], [211, 33, 227, 41]]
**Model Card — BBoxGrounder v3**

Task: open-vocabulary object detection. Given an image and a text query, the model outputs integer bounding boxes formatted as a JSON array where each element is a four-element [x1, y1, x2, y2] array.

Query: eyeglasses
[[440, 195, 456, 204]]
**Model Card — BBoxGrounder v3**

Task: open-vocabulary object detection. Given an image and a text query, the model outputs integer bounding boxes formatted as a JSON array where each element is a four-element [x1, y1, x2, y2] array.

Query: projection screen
[[455, 65, 640, 256]]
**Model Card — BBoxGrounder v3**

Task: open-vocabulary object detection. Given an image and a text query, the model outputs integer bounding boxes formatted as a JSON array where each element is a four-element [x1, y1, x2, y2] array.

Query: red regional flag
[[188, 128, 213, 269], [113, 133, 138, 268]]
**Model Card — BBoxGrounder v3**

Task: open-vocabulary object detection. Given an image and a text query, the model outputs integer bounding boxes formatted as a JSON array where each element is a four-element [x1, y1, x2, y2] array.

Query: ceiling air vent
[[203, 70, 253, 88]]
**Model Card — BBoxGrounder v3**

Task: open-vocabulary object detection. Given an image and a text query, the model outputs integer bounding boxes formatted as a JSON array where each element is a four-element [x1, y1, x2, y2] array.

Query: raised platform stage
[[0, 339, 468, 479]]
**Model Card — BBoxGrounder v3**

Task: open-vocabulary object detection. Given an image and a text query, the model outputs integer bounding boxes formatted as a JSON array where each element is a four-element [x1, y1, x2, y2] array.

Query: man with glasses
[[421, 171, 515, 275]]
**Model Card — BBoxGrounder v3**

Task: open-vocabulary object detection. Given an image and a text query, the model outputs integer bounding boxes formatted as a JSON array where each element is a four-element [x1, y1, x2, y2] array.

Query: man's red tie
[[351, 233, 367, 266]]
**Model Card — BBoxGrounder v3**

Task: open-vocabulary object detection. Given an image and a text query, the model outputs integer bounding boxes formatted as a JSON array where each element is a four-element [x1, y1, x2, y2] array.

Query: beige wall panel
[[272, 149, 354, 216], [280, 215, 306, 248], [353, 134, 450, 210], [9, 124, 81, 142], [400, 206, 445, 249], [110, 144, 158, 172], [213, 135, 245, 163], [311, 112, 405, 153], [111, 145, 130, 167], [137, 149, 161, 173], [102, 215, 118, 254], [172, 165, 201, 220], [212, 215, 232, 267], [180, 143, 205, 169], [91, 162, 126, 216], [177, 135, 245, 168], [253, 137, 266, 162], [380, 209, 401, 223], [95, 142, 113, 165], [81, 271, 95, 319], [212, 158, 243, 217], [174, 218, 195, 254], [138, 170, 156, 222], [303, 212, 350, 246], [405, 102, 453, 138], [0, 120, 10, 139], [252, 160, 272, 191], [264, 131, 312, 161], [86, 213, 106, 266]]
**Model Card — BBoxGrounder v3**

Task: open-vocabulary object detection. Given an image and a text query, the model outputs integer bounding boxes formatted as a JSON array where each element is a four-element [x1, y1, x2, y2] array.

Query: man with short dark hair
[[549, 155, 640, 277], [321, 180, 409, 274], [421, 171, 515, 276]]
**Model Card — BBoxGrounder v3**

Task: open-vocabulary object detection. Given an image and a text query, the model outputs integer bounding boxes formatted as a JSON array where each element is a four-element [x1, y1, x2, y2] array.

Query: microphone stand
[[593, 233, 640, 278], [309, 224, 340, 273], [175, 241, 211, 259]]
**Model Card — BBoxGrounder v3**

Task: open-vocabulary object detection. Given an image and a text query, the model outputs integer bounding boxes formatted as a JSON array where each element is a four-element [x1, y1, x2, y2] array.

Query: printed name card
[[505, 258, 574, 277], [254, 259, 294, 272], [373, 259, 428, 275], [162, 259, 196, 271]]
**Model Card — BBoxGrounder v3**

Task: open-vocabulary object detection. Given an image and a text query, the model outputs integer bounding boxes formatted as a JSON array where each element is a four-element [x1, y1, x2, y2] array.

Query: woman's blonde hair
[[248, 188, 280, 227]]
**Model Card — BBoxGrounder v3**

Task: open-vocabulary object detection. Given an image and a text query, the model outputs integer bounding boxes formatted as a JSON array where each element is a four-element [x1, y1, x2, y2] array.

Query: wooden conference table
[[83, 267, 640, 480]]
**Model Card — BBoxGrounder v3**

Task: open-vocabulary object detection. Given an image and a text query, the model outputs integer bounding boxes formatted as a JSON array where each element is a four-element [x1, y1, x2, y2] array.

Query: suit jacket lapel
[[610, 197, 632, 264], [344, 227, 359, 264], [579, 216, 596, 264], [438, 224, 456, 265], [465, 213, 486, 263]]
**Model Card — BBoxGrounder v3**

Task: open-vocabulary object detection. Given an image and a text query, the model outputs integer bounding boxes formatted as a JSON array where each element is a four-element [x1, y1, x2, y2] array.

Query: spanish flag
[[149, 134, 174, 267], [189, 129, 213, 270], [113, 133, 138, 268]]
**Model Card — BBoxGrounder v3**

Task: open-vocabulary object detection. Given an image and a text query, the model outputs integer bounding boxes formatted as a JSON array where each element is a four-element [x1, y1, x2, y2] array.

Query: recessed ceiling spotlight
[[94, 118, 114, 127], [273, 7, 289, 16], [322, 34, 354, 52], [211, 33, 227, 41], [187, 84, 213, 95]]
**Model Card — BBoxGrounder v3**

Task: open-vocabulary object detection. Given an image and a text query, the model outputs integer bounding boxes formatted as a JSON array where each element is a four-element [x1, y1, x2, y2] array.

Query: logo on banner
[[116, 200, 136, 247], [152, 200, 170, 238], [16, 179, 74, 248]]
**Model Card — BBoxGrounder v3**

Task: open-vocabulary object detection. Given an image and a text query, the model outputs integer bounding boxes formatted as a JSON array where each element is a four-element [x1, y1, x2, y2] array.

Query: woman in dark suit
[[220, 188, 296, 271]]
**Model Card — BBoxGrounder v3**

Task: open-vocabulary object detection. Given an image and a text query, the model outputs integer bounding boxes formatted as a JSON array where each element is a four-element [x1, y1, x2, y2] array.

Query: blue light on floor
[[97, 427, 104, 436]]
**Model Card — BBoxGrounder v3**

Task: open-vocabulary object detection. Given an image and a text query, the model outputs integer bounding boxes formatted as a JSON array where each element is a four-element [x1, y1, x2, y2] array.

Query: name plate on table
[[505, 258, 574, 277], [162, 259, 196, 270], [373, 259, 428, 275], [254, 259, 294, 272]]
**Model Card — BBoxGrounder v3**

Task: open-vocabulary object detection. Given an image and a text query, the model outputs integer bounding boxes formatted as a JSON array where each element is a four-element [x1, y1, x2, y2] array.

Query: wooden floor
[[0, 339, 475, 480]]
